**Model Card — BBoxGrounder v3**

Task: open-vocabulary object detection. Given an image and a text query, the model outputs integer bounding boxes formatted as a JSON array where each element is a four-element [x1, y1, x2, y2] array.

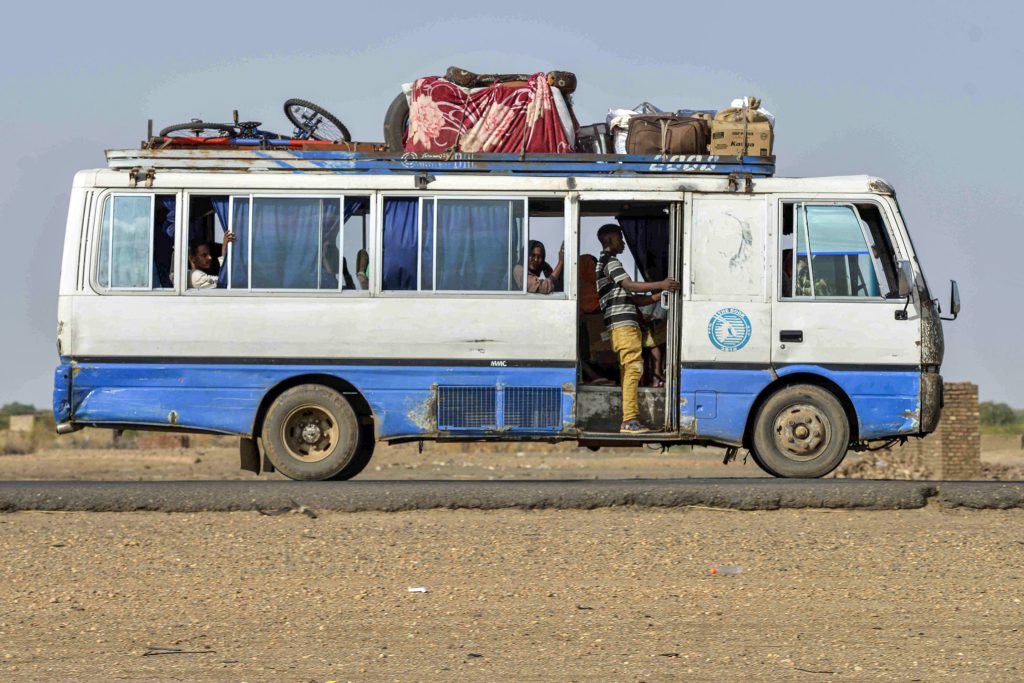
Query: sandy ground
[[0, 432, 1020, 482], [1, 507, 1022, 682], [0, 442, 768, 482], [1, 436, 1022, 681]]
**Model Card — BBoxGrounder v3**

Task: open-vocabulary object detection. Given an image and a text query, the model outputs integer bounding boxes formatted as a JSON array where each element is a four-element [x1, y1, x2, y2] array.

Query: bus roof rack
[[106, 147, 776, 177]]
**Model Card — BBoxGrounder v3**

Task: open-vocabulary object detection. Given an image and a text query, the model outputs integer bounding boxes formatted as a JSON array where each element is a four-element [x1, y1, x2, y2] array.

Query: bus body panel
[[53, 167, 941, 454], [58, 361, 575, 438], [69, 294, 576, 364], [676, 365, 922, 444]]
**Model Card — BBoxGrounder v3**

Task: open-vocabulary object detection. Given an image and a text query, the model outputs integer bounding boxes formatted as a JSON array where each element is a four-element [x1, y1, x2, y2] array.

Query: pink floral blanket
[[405, 73, 574, 154]]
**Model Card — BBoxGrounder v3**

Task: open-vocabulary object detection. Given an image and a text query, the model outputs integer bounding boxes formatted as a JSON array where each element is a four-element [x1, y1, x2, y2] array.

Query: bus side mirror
[[897, 260, 915, 298], [941, 280, 960, 321]]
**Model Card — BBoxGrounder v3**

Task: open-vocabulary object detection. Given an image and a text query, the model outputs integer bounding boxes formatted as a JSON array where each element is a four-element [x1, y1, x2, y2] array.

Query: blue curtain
[[153, 195, 175, 288], [619, 215, 668, 283], [382, 198, 418, 290], [218, 196, 367, 290], [436, 200, 520, 291], [382, 198, 522, 291], [212, 197, 231, 288], [250, 198, 323, 289], [227, 199, 251, 288]]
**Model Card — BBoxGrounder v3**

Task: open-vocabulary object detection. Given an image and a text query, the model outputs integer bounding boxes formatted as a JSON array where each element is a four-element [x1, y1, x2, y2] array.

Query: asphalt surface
[[0, 478, 1023, 512]]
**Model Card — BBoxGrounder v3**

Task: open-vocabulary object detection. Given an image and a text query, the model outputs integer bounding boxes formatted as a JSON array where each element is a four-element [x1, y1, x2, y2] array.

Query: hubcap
[[773, 404, 832, 461], [281, 404, 339, 463]]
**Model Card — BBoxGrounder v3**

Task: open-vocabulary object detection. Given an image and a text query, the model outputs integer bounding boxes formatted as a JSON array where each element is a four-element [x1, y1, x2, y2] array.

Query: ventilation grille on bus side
[[437, 386, 562, 431]]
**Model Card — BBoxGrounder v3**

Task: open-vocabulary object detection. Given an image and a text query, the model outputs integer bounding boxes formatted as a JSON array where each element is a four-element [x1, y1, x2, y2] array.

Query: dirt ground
[[1, 507, 1022, 681], [2, 436, 1022, 681], [0, 432, 1020, 482]]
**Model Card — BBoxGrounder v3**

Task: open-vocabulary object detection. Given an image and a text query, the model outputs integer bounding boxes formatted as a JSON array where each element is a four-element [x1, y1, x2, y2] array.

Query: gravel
[[1, 507, 1023, 681]]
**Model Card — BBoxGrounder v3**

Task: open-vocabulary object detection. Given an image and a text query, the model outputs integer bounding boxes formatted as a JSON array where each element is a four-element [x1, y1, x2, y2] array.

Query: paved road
[[0, 478, 1023, 512]]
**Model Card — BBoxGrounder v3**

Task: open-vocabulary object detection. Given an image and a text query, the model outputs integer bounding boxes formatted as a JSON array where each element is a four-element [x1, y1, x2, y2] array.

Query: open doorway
[[576, 200, 680, 435]]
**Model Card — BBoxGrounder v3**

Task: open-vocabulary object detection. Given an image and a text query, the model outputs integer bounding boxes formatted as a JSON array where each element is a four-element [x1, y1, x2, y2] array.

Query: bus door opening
[[575, 201, 678, 434]]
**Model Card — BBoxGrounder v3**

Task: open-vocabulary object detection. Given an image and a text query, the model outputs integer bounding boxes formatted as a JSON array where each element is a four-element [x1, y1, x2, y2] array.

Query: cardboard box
[[710, 120, 773, 157]]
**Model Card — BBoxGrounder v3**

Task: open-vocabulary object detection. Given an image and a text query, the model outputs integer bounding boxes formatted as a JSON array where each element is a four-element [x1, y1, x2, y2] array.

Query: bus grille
[[437, 386, 561, 431], [504, 387, 561, 429]]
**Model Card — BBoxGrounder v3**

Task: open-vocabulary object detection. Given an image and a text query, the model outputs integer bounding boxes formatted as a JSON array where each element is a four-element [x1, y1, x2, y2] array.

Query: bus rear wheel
[[750, 384, 850, 478], [261, 385, 365, 481]]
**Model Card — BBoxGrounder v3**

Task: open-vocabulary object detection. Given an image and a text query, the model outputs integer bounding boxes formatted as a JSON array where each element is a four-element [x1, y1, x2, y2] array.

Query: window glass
[[783, 204, 883, 299], [186, 195, 232, 290], [97, 194, 165, 290], [435, 199, 524, 291], [341, 198, 370, 290], [249, 197, 332, 289], [856, 203, 899, 297], [382, 196, 534, 293], [218, 195, 370, 291]]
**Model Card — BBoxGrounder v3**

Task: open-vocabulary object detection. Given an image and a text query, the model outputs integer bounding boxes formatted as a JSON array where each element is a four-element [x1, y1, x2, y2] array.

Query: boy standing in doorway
[[596, 224, 680, 433]]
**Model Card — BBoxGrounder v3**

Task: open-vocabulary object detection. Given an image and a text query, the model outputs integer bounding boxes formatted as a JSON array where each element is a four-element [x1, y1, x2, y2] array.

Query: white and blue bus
[[52, 147, 957, 479]]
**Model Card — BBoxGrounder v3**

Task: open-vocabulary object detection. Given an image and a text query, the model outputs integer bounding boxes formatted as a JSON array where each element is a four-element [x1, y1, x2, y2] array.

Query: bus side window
[[208, 195, 370, 291], [382, 196, 529, 293], [97, 194, 175, 290], [781, 202, 897, 299]]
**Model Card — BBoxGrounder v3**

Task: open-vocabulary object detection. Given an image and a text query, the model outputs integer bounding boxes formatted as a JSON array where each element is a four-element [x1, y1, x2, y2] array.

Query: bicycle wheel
[[159, 121, 237, 138], [283, 99, 350, 142]]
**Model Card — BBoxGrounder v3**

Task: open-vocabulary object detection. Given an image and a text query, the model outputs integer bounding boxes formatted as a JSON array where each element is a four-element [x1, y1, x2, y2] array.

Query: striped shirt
[[596, 252, 640, 330]]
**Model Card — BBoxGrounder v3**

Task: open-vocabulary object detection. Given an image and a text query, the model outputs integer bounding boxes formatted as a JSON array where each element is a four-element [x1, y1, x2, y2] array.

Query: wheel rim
[[164, 123, 234, 138], [772, 403, 832, 462], [287, 105, 344, 141], [280, 404, 340, 463]]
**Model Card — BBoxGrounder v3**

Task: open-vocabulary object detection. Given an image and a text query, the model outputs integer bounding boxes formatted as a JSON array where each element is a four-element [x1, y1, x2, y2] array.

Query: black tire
[[261, 385, 363, 481], [283, 98, 350, 142], [383, 92, 409, 152], [750, 384, 851, 478], [327, 425, 375, 481], [159, 121, 237, 138]]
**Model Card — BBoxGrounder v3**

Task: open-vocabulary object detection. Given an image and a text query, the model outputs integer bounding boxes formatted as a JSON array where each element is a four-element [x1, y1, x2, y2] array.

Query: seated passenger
[[188, 232, 234, 289], [355, 249, 370, 290], [513, 240, 564, 294]]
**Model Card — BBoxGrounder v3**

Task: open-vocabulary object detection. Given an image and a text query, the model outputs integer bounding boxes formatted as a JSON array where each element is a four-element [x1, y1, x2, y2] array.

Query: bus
[[52, 147, 958, 479]]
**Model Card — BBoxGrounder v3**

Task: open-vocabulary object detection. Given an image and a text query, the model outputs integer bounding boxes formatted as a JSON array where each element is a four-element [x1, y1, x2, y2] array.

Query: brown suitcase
[[625, 115, 710, 155]]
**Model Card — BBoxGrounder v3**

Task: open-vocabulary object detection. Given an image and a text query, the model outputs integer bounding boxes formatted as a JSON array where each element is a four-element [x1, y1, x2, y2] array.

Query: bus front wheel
[[261, 385, 364, 481], [750, 384, 850, 478]]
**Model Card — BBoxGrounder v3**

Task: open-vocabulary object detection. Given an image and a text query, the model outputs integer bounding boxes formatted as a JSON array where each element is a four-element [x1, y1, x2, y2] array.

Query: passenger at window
[[322, 242, 368, 290], [596, 224, 679, 433], [513, 240, 564, 294], [355, 249, 370, 290], [188, 231, 234, 289]]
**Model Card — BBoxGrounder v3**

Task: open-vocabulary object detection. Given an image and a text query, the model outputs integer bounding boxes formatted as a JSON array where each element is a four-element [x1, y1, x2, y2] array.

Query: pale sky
[[1, 1, 1020, 408]]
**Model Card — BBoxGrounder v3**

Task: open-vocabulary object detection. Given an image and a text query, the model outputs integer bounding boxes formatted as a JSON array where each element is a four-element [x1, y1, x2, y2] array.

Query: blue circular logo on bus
[[708, 308, 752, 352]]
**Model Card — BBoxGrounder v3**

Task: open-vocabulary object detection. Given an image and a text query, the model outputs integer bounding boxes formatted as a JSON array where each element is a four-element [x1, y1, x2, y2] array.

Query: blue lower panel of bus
[[55, 361, 575, 438], [681, 364, 922, 444]]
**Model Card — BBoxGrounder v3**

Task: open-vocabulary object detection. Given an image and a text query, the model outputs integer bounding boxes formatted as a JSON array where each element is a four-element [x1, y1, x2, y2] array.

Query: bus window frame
[[89, 189, 180, 296], [377, 192, 570, 299], [776, 197, 907, 304], [181, 191, 375, 298]]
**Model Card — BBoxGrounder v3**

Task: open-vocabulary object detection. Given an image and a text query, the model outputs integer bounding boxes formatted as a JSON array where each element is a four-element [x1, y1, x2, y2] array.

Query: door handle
[[779, 330, 803, 343]]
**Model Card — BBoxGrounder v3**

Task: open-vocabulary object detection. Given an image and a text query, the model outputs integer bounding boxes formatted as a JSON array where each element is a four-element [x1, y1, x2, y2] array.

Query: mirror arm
[[896, 294, 911, 321]]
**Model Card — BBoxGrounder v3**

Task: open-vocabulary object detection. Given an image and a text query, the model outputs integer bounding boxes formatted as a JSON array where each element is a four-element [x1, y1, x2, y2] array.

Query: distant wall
[[897, 382, 980, 479], [8, 415, 35, 433]]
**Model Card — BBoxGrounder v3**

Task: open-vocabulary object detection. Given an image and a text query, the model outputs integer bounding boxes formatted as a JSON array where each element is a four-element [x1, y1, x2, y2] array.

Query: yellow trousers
[[610, 325, 644, 423]]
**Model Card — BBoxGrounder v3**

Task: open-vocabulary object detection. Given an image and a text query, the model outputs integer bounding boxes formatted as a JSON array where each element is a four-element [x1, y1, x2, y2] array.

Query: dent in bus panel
[[774, 365, 921, 439]]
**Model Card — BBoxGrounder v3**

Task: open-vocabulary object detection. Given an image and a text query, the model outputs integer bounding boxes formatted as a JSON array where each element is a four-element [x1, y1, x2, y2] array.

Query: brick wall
[[894, 382, 980, 479]]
